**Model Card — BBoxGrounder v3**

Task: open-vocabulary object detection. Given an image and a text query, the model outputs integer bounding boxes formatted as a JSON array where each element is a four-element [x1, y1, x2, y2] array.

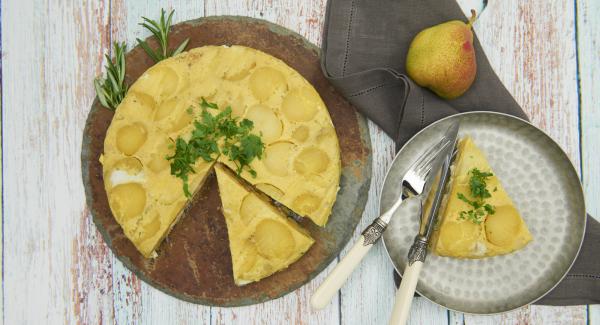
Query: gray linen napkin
[[321, 0, 600, 305]]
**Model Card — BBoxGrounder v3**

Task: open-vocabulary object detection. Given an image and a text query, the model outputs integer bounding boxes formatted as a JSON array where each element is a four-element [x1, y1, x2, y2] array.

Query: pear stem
[[467, 9, 477, 28]]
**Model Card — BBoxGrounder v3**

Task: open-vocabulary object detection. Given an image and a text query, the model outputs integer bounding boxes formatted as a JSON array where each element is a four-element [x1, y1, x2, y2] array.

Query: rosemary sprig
[[94, 42, 128, 111], [136, 9, 190, 62]]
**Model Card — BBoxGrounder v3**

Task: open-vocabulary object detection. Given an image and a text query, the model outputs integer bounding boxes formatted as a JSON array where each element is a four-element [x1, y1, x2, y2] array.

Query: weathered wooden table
[[2, 0, 598, 324]]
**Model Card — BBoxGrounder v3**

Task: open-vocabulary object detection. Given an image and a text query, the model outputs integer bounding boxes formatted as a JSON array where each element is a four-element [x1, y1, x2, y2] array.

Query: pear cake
[[215, 164, 314, 285], [430, 137, 532, 258], [101, 45, 340, 282]]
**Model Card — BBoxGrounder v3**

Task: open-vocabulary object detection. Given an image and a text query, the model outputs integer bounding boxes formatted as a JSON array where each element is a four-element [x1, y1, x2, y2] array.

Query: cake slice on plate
[[430, 136, 533, 258]]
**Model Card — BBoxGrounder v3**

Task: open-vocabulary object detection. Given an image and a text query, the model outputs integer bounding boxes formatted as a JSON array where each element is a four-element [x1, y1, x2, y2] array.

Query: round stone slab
[[81, 16, 372, 306], [382, 112, 585, 314]]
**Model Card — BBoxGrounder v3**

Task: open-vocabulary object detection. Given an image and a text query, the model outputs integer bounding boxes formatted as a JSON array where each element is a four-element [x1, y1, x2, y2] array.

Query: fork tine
[[417, 163, 433, 178], [415, 140, 449, 175], [413, 140, 444, 171]]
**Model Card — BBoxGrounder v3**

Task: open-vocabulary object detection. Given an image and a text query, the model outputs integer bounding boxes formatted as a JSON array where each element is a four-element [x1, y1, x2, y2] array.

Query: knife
[[389, 126, 459, 325]]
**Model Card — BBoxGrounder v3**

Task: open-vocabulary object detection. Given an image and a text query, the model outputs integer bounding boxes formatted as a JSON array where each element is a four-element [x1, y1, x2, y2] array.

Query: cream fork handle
[[389, 261, 423, 325], [310, 235, 374, 309]]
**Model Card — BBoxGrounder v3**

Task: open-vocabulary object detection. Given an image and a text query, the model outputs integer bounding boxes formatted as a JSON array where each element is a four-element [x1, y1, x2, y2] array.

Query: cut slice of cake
[[430, 137, 532, 258], [215, 164, 314, 285]]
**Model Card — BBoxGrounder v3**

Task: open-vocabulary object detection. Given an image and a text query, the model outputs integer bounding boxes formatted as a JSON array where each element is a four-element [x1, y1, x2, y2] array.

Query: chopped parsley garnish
[[167, 98, 265, 197], [457, 168, 496, 224], [468, 169, 493, 198]]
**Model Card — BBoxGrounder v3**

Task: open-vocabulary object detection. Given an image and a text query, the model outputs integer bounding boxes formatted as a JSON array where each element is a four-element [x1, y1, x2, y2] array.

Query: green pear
[[406, 10, 477, 99]]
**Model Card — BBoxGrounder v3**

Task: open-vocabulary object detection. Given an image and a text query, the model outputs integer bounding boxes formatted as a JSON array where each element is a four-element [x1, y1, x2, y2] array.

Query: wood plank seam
[[1, 0, 4, 322], [574, 0, 585, 178], [572, 0, 592, 322], [576, 0, 600, 322]]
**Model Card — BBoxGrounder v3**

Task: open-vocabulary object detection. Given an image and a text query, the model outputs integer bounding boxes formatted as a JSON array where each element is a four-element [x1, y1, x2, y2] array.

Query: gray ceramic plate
[[381, 112, 586, 314]]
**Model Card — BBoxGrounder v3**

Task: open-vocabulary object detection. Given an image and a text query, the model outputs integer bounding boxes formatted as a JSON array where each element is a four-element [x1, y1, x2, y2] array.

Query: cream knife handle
[[389, 261, 423, 325], [310, 235, 373, 309]]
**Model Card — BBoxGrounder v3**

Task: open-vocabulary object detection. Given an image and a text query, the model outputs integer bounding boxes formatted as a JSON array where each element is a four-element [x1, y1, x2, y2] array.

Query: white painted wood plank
[[458, 306, 587, 325], [464, 0, 585, 323], [448, 311, 465, 325], [338, 122, 398, 325], [577, 0, 600, 322], [577, 0, 600, 222], [211, 262, 340, 325], [592, 308, 600, 325], [530, 305, 588, 324], [406, 298, 449, 325], [109, 1, 212, 324], [2, 0, 115, 323], [591, 304, 600, 324], [205, 0, 327, 46], [0, 44, 4, 325]]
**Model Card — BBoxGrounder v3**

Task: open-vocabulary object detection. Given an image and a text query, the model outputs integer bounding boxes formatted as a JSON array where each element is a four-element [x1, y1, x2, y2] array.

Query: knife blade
[[420, 122, 459, 201]]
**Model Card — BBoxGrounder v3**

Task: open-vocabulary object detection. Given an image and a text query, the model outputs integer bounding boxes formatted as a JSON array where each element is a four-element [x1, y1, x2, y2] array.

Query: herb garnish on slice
[[457, 168, 496, 224], [167, 98, 265, 197]]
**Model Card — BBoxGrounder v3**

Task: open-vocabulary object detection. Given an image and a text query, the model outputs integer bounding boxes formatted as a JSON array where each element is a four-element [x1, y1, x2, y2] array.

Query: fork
[[310, 138, 451, 310]]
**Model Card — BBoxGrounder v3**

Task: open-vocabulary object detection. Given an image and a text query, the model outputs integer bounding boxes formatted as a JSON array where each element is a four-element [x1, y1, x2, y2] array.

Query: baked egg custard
[[430, 137, 532, 258], [101, 46, 340, 272], [215, 164, 314, 285]]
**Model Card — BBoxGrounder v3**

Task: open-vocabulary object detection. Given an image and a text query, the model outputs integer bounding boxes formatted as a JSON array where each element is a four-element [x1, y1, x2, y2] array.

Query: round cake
[[100, 45, 341, 283]]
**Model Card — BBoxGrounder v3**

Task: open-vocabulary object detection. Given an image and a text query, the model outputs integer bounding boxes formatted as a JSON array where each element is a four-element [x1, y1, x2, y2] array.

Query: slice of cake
[[215, 164, 314, 285], [430, 137, 532, 258]]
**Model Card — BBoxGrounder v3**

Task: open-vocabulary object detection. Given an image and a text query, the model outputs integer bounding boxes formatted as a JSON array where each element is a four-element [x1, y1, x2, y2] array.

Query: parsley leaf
[[469, 168, 493, 198], [200, 97, 218, 109], [457, 168, 496, 224], [483, 203, 495, 215]]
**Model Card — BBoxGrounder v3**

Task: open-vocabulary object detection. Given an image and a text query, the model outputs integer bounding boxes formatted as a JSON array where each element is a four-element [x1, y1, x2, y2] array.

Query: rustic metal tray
[[81, 16, 372, 306]]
